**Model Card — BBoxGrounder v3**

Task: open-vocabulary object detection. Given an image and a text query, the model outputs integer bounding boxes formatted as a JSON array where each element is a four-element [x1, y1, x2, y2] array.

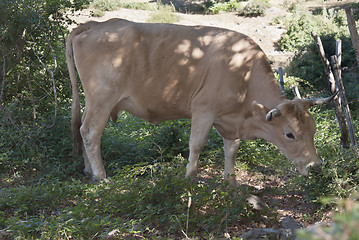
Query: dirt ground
[[68, 0, 355, 235]]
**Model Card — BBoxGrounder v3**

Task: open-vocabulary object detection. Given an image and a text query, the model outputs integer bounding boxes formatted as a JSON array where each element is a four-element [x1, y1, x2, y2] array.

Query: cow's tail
[[66, 24, 91, 156]]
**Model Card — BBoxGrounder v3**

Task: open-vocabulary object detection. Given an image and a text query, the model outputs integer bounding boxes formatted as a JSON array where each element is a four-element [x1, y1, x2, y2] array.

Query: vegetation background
[[0, 0, 358, 239]]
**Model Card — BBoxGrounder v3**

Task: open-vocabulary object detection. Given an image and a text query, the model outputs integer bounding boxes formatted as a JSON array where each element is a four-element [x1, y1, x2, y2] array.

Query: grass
[[90, 0, 180, 23], [1, 106, 358, 238], [147, 3, 180, 23], [0, 148, 270, 239]]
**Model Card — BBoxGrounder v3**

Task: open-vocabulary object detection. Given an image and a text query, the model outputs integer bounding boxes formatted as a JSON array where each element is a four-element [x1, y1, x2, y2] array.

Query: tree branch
[[31, 33, 58, 128]]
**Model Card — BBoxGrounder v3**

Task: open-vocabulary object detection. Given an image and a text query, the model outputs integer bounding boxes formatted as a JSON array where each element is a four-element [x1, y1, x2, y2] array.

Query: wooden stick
[[278, 66, 284, 92], [331, 55, 357, 147], [345, 7, 359, 67], [311, 31, 350, 148], [292, 85, 301, 99]]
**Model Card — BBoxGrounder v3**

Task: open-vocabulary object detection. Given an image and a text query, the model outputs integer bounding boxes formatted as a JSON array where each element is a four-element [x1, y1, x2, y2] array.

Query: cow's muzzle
[[297, 160, 322, 176]]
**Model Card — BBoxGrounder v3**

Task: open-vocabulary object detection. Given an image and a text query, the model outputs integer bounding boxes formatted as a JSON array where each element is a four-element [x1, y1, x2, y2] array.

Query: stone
[[243, 228, 281, 240], [246, 194, 268, 211], [281, 216, 302, 240]]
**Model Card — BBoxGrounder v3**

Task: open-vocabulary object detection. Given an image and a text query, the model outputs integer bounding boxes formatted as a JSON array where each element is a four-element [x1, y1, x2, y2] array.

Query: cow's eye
[[285, 132, 295, 140]]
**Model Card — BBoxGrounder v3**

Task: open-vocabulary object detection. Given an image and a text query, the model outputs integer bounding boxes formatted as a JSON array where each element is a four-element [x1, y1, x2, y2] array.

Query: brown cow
[[66, 19, 334, 183]]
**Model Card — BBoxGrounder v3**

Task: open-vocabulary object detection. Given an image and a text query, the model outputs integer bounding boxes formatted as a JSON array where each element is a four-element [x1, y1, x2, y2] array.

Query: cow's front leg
[[185, 115, 213, 178], [223, 138, 240, 185]]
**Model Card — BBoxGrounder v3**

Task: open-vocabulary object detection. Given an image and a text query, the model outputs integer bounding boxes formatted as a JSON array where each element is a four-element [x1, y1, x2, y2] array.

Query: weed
[[238, 0, 270, 17], [147, 3, 180, 23], [297, 197, 359, 239], [207, 0, 241, 14], [91, 0, 165, 12], [90, 0, 121, 11]]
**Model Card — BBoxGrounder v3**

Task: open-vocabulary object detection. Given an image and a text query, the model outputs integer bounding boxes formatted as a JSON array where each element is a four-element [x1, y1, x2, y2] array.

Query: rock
[[246, 194, 268, 211], [281, 216, 302, 240], [242, 217, 303, 240], [104, 229, 120, 240], [243, 228, 281, 240]]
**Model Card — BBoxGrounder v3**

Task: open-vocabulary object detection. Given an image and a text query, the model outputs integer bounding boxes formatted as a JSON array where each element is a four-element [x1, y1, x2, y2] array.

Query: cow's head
[[252, 94, 335, 175]]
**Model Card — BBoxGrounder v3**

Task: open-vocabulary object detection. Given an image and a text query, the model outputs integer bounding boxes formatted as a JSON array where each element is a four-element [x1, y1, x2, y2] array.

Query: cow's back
[[71, 19, 269, 123]]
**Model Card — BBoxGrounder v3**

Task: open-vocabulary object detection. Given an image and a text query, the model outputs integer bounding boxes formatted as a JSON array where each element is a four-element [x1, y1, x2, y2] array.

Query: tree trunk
[[345, 7, 359, 68]]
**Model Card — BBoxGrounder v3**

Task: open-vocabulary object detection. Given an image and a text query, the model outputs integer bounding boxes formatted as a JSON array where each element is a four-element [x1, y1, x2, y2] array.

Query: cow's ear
[[252, 101, 269, 120]]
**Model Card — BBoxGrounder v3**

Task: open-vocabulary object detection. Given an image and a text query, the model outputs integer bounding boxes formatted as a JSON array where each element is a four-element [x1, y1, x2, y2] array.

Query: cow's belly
[[115, 96, 191, 124]]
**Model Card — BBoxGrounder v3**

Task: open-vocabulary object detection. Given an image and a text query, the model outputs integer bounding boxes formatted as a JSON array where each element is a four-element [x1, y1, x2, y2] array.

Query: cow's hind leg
[[80, 105, 111, 180], [185, 114, 214, 178], [223, 138, 240, 185]]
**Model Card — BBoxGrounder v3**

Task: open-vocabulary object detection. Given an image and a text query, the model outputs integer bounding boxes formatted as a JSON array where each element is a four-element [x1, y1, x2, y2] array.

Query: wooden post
[[331, 55, 357, 147], [292, 85, 302, 99], [345, 7, 359, 67], [278, 66, 285, 92], [311, 31, 350, 148]]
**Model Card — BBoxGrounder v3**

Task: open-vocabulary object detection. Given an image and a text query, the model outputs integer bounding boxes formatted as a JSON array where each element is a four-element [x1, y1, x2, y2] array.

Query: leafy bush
[[147, 3, 180, 23], [278, 6, 359, 105], [207, 0, 241, 14], [91, 0, 166, 12], [0, 0, 89, 184], [239, 0, 270, 17], [297, 197, 359, 240], [278, 7, 350, 52], [90, 0, 121, 11]]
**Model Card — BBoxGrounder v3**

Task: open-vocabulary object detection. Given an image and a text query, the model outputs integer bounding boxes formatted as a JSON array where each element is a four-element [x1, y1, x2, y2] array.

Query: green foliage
[[207, 0, 241, 14], [0, 157, 272, 239], [147, 3, 180, 23], [278, 6, 359, 105], [278, 8, 349, 52], [90, 0, 121, 11], [238, 0, 270, 17], [297, 197, 359, 240], [0, 0, 89, 186], [91, 0, 168, 12]]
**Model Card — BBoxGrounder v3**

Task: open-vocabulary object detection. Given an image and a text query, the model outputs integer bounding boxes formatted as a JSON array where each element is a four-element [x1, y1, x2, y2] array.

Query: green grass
[[147, 4, 180, 23], [90, 0, 168, 12], [1, 106, 358, 238]]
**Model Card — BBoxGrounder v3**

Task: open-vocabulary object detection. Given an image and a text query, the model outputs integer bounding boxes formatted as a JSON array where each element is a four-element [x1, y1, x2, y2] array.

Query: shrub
[[278, 8, 349, 52], [278, 6, 359, 104], [90, 0, 165, 12], [208, 0, 241, 14], [239, 0, 270, 17], [147, 3, 180, 23], [297, 197, 359, 240], [90, 0, 121, 11]]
